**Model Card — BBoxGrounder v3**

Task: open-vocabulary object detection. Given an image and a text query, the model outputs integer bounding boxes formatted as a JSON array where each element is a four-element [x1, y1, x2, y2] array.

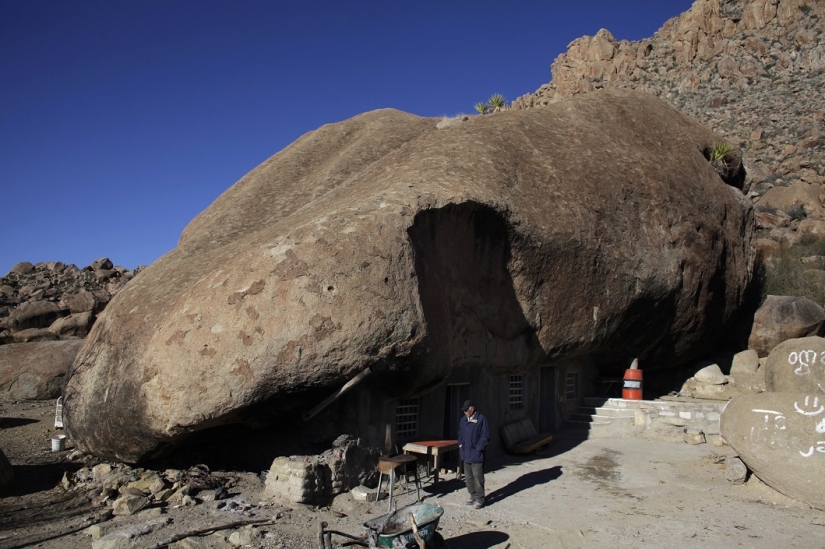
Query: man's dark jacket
[[458, 411, 491, 464]]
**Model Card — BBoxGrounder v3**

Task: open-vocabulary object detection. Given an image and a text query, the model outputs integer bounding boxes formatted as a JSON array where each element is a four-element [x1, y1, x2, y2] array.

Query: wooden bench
[[500, 418, 554, 454]]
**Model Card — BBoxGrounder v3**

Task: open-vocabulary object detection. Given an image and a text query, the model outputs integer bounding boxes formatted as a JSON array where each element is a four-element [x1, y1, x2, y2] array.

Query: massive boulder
[[0, 340, 83, 399], [64, 89, 755, 462], [763, 336, 825, 394], [721, 393, 825, 510]]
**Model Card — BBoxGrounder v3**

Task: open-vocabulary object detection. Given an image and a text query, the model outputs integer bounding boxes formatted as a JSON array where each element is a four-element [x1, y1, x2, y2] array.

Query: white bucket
[[51, 435, 67, 452]]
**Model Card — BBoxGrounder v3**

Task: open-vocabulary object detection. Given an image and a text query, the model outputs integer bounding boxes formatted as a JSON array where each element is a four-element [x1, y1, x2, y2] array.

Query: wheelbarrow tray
[[363, 503, 444, 548]]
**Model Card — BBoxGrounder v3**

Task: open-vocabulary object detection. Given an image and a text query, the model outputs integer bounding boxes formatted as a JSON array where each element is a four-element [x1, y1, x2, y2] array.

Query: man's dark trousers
[[464, 462, 485, 504]]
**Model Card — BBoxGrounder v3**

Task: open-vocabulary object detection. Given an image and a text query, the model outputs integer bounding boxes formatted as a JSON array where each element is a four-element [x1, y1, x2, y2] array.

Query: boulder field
[[64, 89, 755, 462], [0, 340, 83, 400]]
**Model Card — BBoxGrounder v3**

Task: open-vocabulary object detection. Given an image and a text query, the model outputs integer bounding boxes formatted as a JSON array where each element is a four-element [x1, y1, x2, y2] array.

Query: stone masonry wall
[[611, 398, 728, 442], [264, 435, 380, 504]]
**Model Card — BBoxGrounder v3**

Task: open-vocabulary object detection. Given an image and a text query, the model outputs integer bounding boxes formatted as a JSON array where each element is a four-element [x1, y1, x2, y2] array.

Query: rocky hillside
[[515, 0, 824, 196], [513, 0, 825, 304], [0, 259, 139, 344]]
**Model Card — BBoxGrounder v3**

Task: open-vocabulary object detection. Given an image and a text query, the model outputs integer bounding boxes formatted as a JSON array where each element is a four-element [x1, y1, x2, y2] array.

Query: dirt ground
[[2, 398, 825, 549]]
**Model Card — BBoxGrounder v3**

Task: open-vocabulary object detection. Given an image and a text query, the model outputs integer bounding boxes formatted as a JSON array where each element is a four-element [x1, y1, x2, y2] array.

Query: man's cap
[[461, 400, 474, 411]]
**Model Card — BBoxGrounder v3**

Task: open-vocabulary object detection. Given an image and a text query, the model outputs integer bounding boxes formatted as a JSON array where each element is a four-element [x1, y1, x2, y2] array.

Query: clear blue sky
[[1, 0, 694, 276]]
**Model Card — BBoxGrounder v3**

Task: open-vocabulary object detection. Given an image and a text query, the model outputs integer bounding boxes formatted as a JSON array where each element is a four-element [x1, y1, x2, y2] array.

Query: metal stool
[[377, 454, 421, 512]]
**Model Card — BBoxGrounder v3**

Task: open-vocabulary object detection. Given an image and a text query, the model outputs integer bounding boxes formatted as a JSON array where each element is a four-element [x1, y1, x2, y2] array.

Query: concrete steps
[[560, 397, 639, 438]]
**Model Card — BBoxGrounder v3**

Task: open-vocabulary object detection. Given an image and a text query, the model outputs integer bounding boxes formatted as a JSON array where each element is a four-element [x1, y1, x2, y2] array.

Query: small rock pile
[[63, 459, 305, 549], [67, 462, 234, 518], [0, 258, 139, 344]]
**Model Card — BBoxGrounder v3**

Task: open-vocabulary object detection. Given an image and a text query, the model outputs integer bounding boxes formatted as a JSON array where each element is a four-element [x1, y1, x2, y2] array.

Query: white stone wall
[[609, 398, 727, 439]]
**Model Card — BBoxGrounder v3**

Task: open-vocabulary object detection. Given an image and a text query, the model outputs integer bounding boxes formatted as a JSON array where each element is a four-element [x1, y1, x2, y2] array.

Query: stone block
[[112, 494, 148, 515], [684, 429, 706, 445], [731, 349, 760, 376]]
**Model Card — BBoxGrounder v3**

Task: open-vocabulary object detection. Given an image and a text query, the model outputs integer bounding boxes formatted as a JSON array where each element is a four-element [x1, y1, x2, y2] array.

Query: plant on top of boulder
[[709, 141, 735, 170], [488, 93, 506, 111], [704, 140, 743, 184], [474, 102, 489, 115]]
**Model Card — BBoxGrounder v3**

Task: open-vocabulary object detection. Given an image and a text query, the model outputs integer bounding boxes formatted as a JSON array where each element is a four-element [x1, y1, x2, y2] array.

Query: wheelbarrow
[[364, 503, 444, 548], [318, 503, 445, 548]]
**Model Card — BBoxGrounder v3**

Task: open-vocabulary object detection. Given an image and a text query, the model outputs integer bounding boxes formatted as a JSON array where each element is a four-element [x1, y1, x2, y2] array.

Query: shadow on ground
[[0, 489, 89, 549], [445, 530, 510, 549], [422, 478, 465, 499], [0, 418, 39, 428], [485, 465, 562, 507], [3, 463, 81, 497], [420, 464, 562, 509]]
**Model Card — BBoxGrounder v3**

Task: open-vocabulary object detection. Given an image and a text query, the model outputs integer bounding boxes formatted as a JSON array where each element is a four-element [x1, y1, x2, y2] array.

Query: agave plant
[[474, 102, 489, 115], [709, 141, 735, 177], [710, 141, 735, 164], [488, 93, 506, 111]]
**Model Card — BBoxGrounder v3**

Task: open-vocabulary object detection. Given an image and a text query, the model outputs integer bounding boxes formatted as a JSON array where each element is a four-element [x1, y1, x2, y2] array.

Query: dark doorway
[[539, 367, 557, 432], [444, 383, 470, 440]]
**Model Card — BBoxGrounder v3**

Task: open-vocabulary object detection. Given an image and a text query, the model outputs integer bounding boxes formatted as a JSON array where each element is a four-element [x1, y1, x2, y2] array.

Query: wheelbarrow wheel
[[404, 532, 448, 549], [430, 532, 448, 548]]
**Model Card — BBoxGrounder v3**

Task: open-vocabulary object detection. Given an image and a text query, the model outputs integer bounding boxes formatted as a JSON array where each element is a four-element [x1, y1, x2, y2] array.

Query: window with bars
[[509, 375, 524, 410], [395, 398, 420, 440], [565, 372, 579, 399]]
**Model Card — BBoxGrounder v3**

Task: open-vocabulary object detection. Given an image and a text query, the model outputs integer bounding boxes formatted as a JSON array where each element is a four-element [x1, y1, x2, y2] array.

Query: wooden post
[[302, 367, 372, 421]]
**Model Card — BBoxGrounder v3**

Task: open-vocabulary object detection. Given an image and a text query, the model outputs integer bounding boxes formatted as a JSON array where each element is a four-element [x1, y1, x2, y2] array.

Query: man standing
[[457, 399, 490, 509]]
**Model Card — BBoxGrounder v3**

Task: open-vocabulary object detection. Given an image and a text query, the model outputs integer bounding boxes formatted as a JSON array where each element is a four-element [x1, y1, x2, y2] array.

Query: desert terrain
[[2, 398, 824, 549]]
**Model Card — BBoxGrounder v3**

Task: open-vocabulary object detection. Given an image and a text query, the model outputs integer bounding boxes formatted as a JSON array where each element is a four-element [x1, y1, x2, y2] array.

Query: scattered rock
[[228, 526, 261, 547], [694, 363, 727, 385], [331, 492, 357, 515], [173, 535, 232, 549], [710, 435, 727, 448], [91, 519, 168, 549], [748, 296, 825, 357], [87, 524, 104, 540], [724, 456, 749, 484], [112, 494, 149, 515], [92, 463, 112, 479], [730, 349, 760, 376], [684, 429, 706, 445], [350, 485, 380, 502]]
